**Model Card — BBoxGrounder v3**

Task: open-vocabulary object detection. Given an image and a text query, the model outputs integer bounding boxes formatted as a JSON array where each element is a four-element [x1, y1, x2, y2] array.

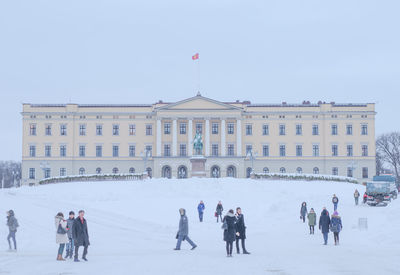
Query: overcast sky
[[0, 0, 399, 161]]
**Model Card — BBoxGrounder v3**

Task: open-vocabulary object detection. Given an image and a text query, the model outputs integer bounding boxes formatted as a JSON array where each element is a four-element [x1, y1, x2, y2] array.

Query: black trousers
[[226, 241, 233, 255], [74, 245, 88, 259], [334, 232, 340, 244], [236, 238, 247, 253], [309, 225, 315, 234]]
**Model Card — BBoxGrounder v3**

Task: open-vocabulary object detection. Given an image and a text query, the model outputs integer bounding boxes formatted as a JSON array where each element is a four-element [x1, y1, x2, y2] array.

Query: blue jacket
[[197, 203, 205, 213], [330, 216, 342, 233], [319, 210, 331, 233]]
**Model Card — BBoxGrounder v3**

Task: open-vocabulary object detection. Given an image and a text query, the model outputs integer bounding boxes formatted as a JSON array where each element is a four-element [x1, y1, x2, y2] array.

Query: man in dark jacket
[[72, 210, 90, 262], [235, 207, 250, 254], [6, 210, 19, 251], [319, 208, 331, 245], [65, 211, 75, 259], [174, 208, 197, 250], [216, 201, 223, 223]]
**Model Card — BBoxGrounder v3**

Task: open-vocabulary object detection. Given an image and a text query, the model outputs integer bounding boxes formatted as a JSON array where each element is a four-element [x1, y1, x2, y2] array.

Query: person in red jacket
[[363, 192, 368, 204]]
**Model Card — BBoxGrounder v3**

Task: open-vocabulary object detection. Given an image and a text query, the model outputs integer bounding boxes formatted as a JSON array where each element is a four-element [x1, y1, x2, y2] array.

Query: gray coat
[[66, 218, 74, 239], [178, 209, 189, 237], [7, 215, 19, 232]]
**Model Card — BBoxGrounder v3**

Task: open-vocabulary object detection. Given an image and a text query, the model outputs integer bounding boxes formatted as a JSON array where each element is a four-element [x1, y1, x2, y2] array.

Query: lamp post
[[141, 149, 151, 176], [246, 150, 257, 174]]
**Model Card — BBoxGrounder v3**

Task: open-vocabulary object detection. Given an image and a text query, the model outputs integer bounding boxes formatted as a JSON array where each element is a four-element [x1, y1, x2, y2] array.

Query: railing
[[251, 172, 358, 184], [39, 173, 148, 185]]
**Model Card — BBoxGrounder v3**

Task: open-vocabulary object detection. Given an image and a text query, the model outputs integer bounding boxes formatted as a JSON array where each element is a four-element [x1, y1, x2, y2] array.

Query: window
[[45, 145, 51, 157], [45, 124, 52, 136], [196, 123, 203, 134], [332, 167, 338, 176], [362, 167, 368, 178], [29, 145, 36, 157], [44, 168, 51, 178], [296, 145, 302, 157], [262, 124, 269, 135], [246, 145, 252, 155], [227, 144, 235, 156], [263, 167, 269, 174], [60, 124, 67, 136], [113, 124, 119, 136], [164, 144, 171, 157], [312, 145, 319, 157], [296, 124, 302, 135], [79, 124, 86, 136], [362, 145, 368, 156], [164, 123, 171, 134], [361, 124, 368, 135], [279, 124, 285, 135], [29, 168, 35, 179], [129, 145, 136, 157], [79, 168, 85, 175], [60, 168, 66, 177], [346, 124, 353, 135], [96, 125, 103, 136], [279, 145, 286, 157], [129, 124, 136, 136], [212, 123, 219, 134], [79, 145, 86, 157], [246, 124, 252, 135], [332, 145, 338, 157], [347, 145, 353, 157], [96, 167, 102, 174], [30, 124, 37, 136], [296, 167, 303, 174], [331, 124, 338, 135], [145, 145, 152, 156], [312, 124, 319, 135], [180, 123, 187, 135], [58, 145, 66, 157], [227, 166, 236, 177], [212, 144, 219, 156], [227, 123, 234, 134], [280, 167, 286, 173], [113, 145, 119, 157], [313, 167, 319, 174], [262, 145, 269, 157], [179, 144, 187, 156], [96, 145, 102, 157], [129, 167, 135, 174], [112, 167, 119, 174], [146, 124, 153, 136], [347, 167, 353, 177]]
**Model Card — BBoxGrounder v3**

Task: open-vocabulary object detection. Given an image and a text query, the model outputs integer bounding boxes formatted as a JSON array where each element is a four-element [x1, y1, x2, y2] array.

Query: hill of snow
[[1, 178, 400, 275]]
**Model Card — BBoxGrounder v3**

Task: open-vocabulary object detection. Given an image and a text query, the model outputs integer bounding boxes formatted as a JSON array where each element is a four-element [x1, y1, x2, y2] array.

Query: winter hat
[[69, 211, 75, 216], [179, 208, 185, 216], [333, 211, 339, 216]]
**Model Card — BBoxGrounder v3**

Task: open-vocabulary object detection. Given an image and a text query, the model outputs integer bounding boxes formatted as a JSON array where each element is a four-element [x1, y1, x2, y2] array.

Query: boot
[[242, 240, 250, 254], [65, 250, 70, 259], [57, 254, 66, 261]]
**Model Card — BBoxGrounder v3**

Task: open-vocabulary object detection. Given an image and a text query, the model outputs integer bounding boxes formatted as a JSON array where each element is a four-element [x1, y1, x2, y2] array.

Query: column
[[237, 119, 242, 156], [205, 119, 210, 156], [172, 119, 177, 156], [188, 119, 193, 156], [156, 119, 161, 157], [221, 119, 226, 156]]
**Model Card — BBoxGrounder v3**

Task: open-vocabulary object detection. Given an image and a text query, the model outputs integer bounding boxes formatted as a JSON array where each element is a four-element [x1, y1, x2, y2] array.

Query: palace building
[[21, 94, 376, 185]]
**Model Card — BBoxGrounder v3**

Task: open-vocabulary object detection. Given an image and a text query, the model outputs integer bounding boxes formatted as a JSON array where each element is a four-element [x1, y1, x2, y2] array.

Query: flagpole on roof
[[192, 53, 200, 93]]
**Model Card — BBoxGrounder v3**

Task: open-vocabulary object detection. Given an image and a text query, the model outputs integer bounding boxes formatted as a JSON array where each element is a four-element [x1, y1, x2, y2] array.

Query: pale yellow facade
[[21, 94, 376, 185]]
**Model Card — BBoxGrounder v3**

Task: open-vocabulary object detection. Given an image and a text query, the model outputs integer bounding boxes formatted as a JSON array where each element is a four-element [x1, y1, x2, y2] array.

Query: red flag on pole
[[192, 53, 199, 60]]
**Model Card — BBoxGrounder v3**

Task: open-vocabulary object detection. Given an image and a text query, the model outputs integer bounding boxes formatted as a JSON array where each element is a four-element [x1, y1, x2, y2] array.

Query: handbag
[[221, 220, 228, 230], [215, 212, 218, 217], [57, 223, 67, 234]]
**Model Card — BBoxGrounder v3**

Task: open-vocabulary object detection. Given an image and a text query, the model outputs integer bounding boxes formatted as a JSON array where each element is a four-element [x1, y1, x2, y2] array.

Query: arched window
[[296, 167, 302, 174], [313, 167, 319, 174], [129, 167, 135, 174], [112, 167, 119, 174], [96, 167, 102, 174], [280, 167, 286, 173], [79, 168, 85, 175], [263, 167, 269, 174], [211, 166, 220, 178], [177, 166, 187, 179], [162, 166, 172, 179], [246, 167, 253, 178], [227, 166, 236, 177]]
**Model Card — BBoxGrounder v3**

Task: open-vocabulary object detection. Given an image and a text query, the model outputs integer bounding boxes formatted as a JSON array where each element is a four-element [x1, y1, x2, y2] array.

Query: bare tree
[[376, 152, 385, 176], [376, 132, 400, 180], [0, 161, 21, 188]]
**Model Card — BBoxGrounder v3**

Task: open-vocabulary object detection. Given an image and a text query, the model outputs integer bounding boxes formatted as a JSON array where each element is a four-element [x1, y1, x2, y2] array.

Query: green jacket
[[307, 212, 317, 226]]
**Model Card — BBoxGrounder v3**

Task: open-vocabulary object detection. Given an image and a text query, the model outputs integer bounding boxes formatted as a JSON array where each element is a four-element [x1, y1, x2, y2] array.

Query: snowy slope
[[1, 178, 400, 275]]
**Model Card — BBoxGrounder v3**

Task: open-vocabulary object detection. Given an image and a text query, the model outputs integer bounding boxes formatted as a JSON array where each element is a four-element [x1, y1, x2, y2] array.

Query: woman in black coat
[[235, 207, 250, 254], [223, 209, 236, 257]]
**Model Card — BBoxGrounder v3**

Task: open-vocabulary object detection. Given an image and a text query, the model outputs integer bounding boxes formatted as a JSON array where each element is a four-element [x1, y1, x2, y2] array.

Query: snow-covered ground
[[1, 178, 399, 275]]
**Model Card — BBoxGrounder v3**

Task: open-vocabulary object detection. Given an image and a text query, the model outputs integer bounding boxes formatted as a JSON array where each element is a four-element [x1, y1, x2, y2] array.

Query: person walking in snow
[[307, 208, 317, 234], [319, 208, 331, 245], [332, 194, 339, 211], [55, 212, 68, 261], [223, 209, 236, 257], [235, 207, 250, 254], [363, 192, 368, 204], [216, 201, 224, 223], [65, 211, 75, 259], [300, 202, 308, 223], [6, 210, 18, 251], [197, 201, 205, 222], [174, 208, 197, 251], [354, 190, 360, 205], [330, 211, 343, 245], [72, 210, 90, 262]]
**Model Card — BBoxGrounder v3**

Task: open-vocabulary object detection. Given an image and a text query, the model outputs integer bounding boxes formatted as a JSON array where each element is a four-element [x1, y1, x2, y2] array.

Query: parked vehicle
[[366, 179, 397, 207], [372, 175, 398, 200]]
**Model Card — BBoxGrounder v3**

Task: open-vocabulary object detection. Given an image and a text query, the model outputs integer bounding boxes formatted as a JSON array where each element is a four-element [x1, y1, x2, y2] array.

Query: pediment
[[156, 95, 242, 111]]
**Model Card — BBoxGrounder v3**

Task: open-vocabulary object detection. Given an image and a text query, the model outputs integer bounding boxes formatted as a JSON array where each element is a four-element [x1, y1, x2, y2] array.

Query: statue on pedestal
[[193, 131, 203, 155]]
